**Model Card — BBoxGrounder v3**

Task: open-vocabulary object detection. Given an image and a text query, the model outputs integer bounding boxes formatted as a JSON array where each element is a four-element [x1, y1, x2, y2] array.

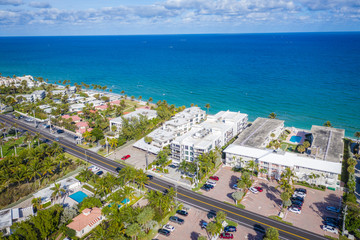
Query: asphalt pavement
[[0, 113, 330, 240]]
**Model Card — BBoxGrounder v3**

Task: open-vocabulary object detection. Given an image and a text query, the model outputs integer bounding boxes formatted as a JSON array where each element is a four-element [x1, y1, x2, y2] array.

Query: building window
[[190, 147, 193, 150], [185, 146, 188, 150], [185, 151, 189, 155]]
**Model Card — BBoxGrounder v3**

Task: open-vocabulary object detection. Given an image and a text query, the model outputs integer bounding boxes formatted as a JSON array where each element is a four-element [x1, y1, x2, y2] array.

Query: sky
[[0, 0, 359, 36]]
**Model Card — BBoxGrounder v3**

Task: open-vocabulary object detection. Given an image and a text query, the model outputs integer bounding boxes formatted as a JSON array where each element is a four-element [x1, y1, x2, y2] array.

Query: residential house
[[0, 207, 34, 236], [67, 207, 103, 238]]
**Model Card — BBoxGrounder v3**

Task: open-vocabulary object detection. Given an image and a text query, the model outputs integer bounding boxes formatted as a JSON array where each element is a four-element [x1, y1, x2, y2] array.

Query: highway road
[[0, 114, 329, 240]]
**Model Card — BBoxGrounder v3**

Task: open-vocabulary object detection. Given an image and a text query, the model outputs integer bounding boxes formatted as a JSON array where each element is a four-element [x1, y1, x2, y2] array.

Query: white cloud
[[0, 0, 22, 6], [29, 2, 51, 8]]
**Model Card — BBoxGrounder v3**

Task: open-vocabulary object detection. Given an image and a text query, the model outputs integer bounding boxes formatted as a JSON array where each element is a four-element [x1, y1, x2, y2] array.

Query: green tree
[[215, 211, 227, 224], [89, 223, 108, 240], [246, 160, 258, 179], [51, 183, 66, 204], [345, 202, 360, 232], [31, 205, 63, 240], [79, 197, 102, 211], [297, 145, 305, 154], [126, 223, 141, 240], [280, 192, 291, 211], [268, 112, 277, 119], [205, 103, 210, 114], [323, 121, 332, 127], [198, 236, 207, 240], [355, 131, 360, 141], [264, 227, 279, 240], [136, 207, 155, 233], [303, 141, 310, 149], [232, 191, 244, 205], [206, 221, 222, 239]]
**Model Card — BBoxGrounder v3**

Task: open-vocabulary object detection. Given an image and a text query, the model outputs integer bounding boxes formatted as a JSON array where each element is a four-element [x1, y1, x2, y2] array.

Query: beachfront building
[[133, 107, 206, 154], [32, 90, 46, 101], [51, 89, 67, 96], [67, 207, 104, 238], [0, 207, 35, 236], [70, 103, 86, 112], [223, 124, 345, 189], [171, 110, 248, 162], [110, 109, 157, 131]]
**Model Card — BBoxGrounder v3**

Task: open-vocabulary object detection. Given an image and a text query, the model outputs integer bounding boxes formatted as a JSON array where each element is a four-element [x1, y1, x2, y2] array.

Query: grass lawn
[[77, 144, 92, 149], [2, 136, 26, 157]]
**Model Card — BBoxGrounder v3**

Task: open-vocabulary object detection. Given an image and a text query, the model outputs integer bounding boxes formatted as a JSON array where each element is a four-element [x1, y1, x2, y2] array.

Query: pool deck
[[285, 129, 307, 144]]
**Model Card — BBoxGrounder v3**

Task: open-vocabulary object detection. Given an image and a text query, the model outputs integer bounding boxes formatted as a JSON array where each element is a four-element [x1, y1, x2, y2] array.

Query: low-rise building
[[223, 125, 345, 189], [52, 90, 67, 96], [67, 207, 103, 238], [32, 90, 46, 101], [171, 110, 248, 162], [0, 207, 34, 236], [110, 109, 158, 131], [70, 103, 86, 112]]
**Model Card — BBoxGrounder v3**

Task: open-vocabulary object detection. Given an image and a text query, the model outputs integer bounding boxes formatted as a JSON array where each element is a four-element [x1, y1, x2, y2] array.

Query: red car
[[254, 186, 263, 192], [209, 176, 219, 181], [121, 155, 131, 160], [219, 232, 233, 239]]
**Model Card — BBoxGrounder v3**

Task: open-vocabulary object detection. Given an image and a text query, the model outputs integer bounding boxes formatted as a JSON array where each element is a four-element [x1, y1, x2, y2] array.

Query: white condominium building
[[171, 110, 248, 162], [110, 109, 158, 130], [133, 107, 206, 154]]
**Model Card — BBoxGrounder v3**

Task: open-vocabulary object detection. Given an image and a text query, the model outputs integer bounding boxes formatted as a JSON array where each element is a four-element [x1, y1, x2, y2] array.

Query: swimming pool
[[69, 191, 88, 203], [290, 136, 302, 143]]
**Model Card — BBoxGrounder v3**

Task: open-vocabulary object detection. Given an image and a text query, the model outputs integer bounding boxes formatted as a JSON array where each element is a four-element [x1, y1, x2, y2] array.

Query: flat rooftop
[[311, 125, 345, 163], [234, 117, 284, 148]]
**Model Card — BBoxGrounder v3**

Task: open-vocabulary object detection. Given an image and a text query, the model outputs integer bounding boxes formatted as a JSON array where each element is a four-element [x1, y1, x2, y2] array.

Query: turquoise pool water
[[290, 136, 302, 143], [69, 191, 88, 203]]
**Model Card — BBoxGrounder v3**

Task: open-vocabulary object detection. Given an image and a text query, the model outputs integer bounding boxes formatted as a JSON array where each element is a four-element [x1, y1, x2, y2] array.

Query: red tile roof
[[76, 122, 89, 128], [67, 207, 102, 232]]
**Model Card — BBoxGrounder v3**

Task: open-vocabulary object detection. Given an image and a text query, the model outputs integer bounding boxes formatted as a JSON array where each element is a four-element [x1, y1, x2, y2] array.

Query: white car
[[206, 180, 217, 186], [323, 225, 338, 234], [163, 224, 175, 232], [88, 166, 100, 173], [288, 207, 301, 214], [249, 187, 259, 193], [293, 192, 306, 198], [326, 206, 340, 213]]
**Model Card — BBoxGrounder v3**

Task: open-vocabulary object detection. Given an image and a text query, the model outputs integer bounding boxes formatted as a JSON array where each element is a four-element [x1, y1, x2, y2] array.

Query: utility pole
[[196, 158, 199, 188], [342, 204, 348, 236], [145, 147, 149, 169], [33, 110, 36, 127]]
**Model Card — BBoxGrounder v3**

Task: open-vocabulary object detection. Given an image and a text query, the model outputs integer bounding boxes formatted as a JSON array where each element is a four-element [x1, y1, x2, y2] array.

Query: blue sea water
[[0, 33, 359, 136]]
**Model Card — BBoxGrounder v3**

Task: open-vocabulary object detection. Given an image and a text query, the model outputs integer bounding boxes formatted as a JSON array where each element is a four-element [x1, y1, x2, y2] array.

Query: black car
[[147, 175, 154, 180], [291, 200, 303, 206], [203, 184, 214, 189], [158, 229, 170, 236], [115, 167, 121, 173], [295, 188, 307, 194], [56, 129, 64, 134], [176, 210, 188, 216], [169, 216, 184, 225], [168, 164, 177, 169], [202, 185, 211, 192], [291, 204, 302, 209], [96, 171, 103, 176], [224, 226, 237, 232], [324, 217, 339, 225], [208, 210, 217, 219], [291, 196, 304, 203], [324, 221, 338, 227]]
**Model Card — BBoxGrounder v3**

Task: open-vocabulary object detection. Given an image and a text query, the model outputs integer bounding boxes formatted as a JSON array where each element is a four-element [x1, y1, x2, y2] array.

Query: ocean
[[0, 33, 359, 136]]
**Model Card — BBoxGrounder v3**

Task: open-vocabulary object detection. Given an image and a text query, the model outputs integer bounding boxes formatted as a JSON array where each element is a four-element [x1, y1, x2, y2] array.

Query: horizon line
[[1, 30, 360, 37]]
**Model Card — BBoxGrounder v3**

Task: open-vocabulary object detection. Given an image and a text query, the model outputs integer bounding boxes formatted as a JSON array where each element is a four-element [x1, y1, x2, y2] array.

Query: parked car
[[163, 224, 175, 232], [219, 232, 234, 239], [54, 137, 60, 142], [168, 164, 177, 169], [158, 229, 171, 236], [115, 167, 121, 173], [176, 210, 188, 216], [288, 207, 301, 214], [169, 216, 184, 225], [224, 226, 237, 232], [295, 188, 307, 194], [56, 129, 64, 134], [25, 118, 34, 122], [324, 221, 338, 228], [324, 217, 339, 225], [323, 225, 338, 234], [232, 184, 241, 190], [249, 187, 259, 193], [291, 196, 304, 203], [291, 204, 302, 209], [202, 185, 211, 192], [200, 220, 208, 229], [326, 206, 340, 213], [208, 210, 217, 219], [121, 155, 131, 160], [147, 175, 154, 180], [203, 184, 214, 189], [293, 191, 306, 198], [206, 180, 217, 186], [96, 171, 103, 176], [209, 176, 219, 181], [254, 186, 263, 192], [291, 200, 303, 206]]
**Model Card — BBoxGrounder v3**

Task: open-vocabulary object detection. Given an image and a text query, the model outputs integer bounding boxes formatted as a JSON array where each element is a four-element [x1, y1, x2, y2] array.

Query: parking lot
[[155, 207, 264, 240], [200, 167, 343, 237], [107, 144, 156, 169]]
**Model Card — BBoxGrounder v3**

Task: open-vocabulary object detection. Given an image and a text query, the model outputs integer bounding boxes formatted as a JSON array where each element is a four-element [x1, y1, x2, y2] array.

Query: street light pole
[[342, 204, 348, 236]]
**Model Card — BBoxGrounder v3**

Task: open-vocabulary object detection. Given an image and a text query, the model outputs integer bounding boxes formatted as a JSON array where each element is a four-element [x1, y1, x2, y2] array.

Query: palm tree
[[120, 186, 135, 201], [89, 223, 108, 240], [51, 183, 65, 204], [108, 138, 118, 153], [246, 160, 258, 180], [323, 121, 332, 127], [0, 137, 4, 158], [297, 145, 305, 154], [12, 123, 18, 139], [24, 131, 34, 149], [205, 103, 210, 114], [207, 221, 222, 239], [118, 167, 136, 185], [135, 169, 148, 190], [268, 112, 277, 119], [148, 97, 153, 104], [34, 132, 41, 147]]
